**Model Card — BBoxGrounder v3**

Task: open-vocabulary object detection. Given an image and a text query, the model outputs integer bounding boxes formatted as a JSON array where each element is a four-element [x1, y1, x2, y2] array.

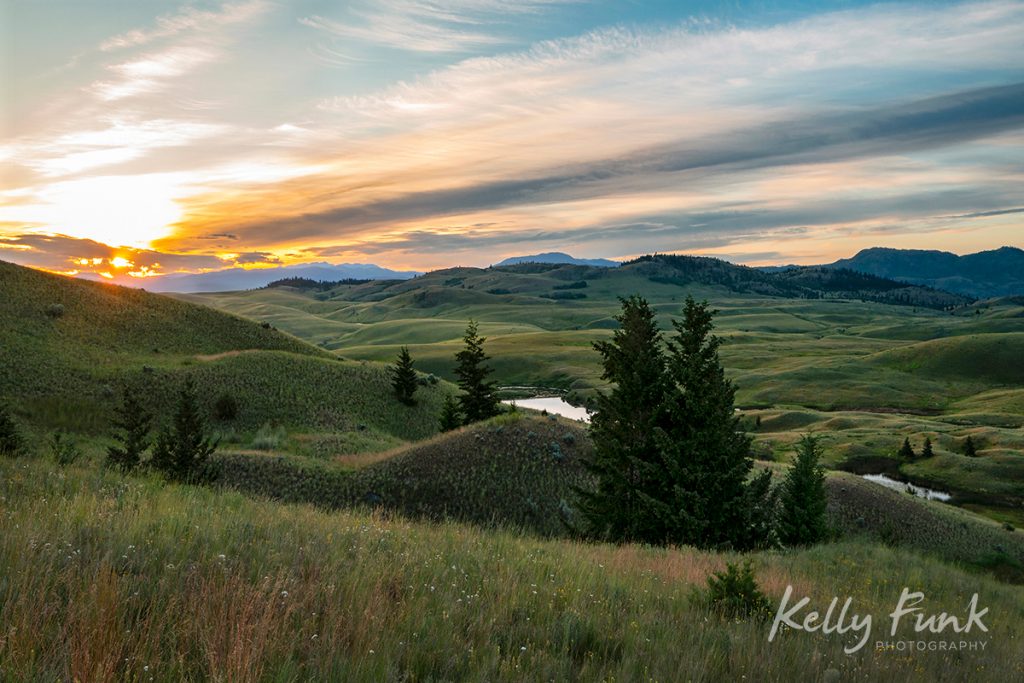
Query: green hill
[[0, 260, 451, 447], [870, 333, 1024, 385]]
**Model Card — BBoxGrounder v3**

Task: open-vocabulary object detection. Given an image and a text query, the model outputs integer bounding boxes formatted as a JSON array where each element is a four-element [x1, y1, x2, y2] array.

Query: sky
[[1, 0, 1022, 281]]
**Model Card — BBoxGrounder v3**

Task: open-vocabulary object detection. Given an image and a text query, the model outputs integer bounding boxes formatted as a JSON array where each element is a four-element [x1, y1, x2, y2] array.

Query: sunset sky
[[1, 0, 1022, 281]]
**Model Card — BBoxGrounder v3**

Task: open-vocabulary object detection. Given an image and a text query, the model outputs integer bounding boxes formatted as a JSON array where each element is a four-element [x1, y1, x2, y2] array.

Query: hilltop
[[828, 246, 1024, 298], [495, 252, 619, 268]]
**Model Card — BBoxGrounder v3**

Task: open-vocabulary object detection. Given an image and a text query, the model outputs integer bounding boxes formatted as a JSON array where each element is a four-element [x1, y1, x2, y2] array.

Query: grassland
[[0, 260, 454, 451], [184, 263, 1024, 526], [4, 454, 1023, 682]]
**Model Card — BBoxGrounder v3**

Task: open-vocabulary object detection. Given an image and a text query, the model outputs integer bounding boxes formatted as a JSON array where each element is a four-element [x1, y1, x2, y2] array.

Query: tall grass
[[3, 457, 1022, 681]]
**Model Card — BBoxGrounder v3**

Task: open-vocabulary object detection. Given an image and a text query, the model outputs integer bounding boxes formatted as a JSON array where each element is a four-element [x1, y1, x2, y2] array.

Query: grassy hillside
[[206, 415, 1024, 577], [0, 260, 451, 448], [4, 455, 1023, 682]]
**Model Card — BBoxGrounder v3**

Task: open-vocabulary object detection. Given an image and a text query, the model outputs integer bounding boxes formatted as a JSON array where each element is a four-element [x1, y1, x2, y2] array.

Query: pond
[[861, 473, 952, 502], [503, 396, 590, 422]]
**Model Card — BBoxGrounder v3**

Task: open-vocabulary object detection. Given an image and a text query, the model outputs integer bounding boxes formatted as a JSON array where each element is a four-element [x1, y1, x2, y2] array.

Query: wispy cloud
[[100, 0, 270, 51], [300, 0, 576, 54]]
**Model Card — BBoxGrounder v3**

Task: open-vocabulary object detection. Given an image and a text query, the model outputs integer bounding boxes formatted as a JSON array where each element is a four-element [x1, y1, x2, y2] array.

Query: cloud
[[100, 0, 271, 51], [0, 232, 279, 279], [205, 82, 1024, 247], [300, 0, 576, 54]]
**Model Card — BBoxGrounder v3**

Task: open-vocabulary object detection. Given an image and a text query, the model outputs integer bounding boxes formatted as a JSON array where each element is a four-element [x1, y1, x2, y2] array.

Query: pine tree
[[106, 384, 151, 472], [656, 296, 758, 549], [438, 395, 462, 432], [778, 435, 830, 546], [963, 436, 977, 457], [0, 404, 25, 457], [576, 295, 669, 542], [454, 321, 500, 424], [921, 437, 934, 458], [151, 378, 218, 483], [390, 346, 419, 406], [898, 437, 916, 459]]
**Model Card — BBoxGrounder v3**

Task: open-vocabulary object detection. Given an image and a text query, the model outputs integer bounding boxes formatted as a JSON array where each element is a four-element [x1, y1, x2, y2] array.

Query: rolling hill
[[0, 259, 451, 447]]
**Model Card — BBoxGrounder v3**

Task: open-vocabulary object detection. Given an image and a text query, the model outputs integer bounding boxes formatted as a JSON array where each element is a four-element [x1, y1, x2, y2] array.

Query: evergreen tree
[[778, 435, 830, 546], [390, 346, 419, 406], [898, 437, 916, 459], [0, 404, 25, 457], [454, 321, 500, 424], [963, 435, 977, 457], [438, 395, 462, 432], [921, 437, 934, 458], [576, 296, 669, 542], [151, 378, 217, 483], [106, 384, 151, 472], [656, 296, 758, 549]]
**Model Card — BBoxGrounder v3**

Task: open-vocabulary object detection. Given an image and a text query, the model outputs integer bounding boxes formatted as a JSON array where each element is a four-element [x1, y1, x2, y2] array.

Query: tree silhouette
[[778, 435, 830, 546], [454, 321, 500, 424], [106, 384, 151, 472], [390, 346, 419, 406], [151, 378, 217, 483]]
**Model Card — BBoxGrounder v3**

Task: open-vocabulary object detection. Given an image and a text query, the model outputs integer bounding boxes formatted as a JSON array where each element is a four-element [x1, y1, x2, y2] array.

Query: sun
[[14, 174, 187, 249]]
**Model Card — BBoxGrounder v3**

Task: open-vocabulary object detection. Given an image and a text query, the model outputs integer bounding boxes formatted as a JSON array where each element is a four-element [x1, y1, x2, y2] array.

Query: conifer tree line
[[576, 295, 829, 550]]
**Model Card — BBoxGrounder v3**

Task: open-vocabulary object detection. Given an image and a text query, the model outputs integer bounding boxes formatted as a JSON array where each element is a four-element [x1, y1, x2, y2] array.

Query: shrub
[[213, 392, 239, 421], [44, 303, 64, 318], [49, 430, 81, 466], [705, 560, 772, 620], [250, 423, 287, 451], [0, 405, 25, 457]]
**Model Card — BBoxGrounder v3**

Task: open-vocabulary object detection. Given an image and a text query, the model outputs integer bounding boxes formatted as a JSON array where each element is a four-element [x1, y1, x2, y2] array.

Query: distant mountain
[[495, 252, 618, 268], [827, 247, 1024, 298], [95, 262, 422, 293]]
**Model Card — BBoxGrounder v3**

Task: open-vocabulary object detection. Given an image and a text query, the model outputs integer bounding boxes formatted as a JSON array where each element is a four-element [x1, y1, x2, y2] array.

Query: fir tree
[[454, 321, 500, 424], [0, 404, 25, 457], [106, 384, 151, 472], [778, 435, 830, 546], [963, 436, 977, 457], [438, 395, 462, 432], [576, 295, 669, 542], [656, 296, 758, 549], [151, 378, 218, 483], [898, 437, 916, 459], [390, 346, 419, 406], [921, 437, 934, 458]]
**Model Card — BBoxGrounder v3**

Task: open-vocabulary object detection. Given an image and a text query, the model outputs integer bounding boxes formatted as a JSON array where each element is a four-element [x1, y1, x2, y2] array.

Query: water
[[504, 396, 590, 422], [862, 473, 952, 502]]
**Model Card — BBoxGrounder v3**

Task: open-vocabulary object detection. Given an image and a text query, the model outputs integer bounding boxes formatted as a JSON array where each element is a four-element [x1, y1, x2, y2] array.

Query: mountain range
[[826, 246, 1024, 298], [86, 262, 422, 293]]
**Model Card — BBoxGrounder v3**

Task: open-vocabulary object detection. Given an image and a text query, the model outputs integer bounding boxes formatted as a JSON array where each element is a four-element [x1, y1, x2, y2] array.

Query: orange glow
[[98, 271, 114, 279], [110, 256, 133, 269]]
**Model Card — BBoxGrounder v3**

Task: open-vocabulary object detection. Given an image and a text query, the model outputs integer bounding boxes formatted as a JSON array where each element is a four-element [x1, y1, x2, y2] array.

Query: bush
[[49, 430, 81, 466], [250, 423, 287, 451], [213, 392, 239, 421], [0, 405, 25, 457], [705, 560, 772, 620], [44, 303, 64, 318]]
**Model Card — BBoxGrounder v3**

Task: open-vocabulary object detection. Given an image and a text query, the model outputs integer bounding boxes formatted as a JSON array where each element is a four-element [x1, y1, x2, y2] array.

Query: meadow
[[3, 454, 1022, 682]]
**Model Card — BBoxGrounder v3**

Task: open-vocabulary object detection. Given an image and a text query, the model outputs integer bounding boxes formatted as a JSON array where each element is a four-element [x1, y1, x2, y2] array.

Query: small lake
[[861, 473, 952, 502], [504, 397, 590, 422]]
